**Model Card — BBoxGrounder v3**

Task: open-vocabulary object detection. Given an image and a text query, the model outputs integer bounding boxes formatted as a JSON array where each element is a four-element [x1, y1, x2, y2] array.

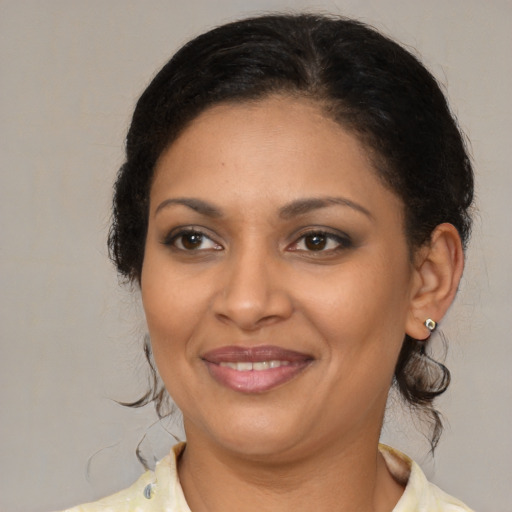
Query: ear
[[405, 223, 464, 340]]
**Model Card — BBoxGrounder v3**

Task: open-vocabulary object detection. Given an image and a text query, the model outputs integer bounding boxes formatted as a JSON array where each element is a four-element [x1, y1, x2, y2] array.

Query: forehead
[[150, 96, 401, 218]]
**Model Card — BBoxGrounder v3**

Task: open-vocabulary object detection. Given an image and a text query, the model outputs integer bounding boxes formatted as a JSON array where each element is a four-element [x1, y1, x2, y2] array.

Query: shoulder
[[379, 445, 475, 512], [55, 443, 190, 512]]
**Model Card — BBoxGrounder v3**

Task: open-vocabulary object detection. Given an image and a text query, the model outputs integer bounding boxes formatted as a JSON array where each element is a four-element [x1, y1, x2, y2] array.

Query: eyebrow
[[279, 196, 373, 220], [154, 195, 372, 220], [154, 198, 223, 217]]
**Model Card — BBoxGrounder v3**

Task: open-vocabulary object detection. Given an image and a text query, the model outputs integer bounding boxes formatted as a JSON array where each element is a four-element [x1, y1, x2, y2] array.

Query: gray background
[[1, 1, 511, 511]]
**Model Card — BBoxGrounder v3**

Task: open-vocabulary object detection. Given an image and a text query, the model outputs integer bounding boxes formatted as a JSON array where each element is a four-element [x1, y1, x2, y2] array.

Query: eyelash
[[163, 228, 222, 252], [288, 230, 353, 254], [162, 228, 353, 254]]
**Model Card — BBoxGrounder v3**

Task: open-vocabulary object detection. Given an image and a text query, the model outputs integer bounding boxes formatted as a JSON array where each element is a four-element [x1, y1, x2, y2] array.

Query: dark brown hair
[[109, 13, 473, 450]]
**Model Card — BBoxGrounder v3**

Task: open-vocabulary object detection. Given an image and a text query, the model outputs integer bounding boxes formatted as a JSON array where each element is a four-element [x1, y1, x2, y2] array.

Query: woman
[[62, 13, 474, 512]]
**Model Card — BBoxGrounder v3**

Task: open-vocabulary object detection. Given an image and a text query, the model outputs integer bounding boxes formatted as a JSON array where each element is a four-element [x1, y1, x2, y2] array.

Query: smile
[[202, 345, 313, 393], [219, 360, 292, 371]]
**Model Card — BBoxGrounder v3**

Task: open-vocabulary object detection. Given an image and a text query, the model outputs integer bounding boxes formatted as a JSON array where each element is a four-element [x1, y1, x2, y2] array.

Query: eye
[[289, 230, 352, 253], [164, 229, 222, 251]]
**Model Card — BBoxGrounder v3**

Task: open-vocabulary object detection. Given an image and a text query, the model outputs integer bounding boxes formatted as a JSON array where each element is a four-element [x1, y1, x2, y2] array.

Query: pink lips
[[201, 345, 313, 393]]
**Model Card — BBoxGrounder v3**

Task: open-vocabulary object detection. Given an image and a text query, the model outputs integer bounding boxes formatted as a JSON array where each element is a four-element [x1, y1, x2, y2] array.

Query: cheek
[[300, 257, 411, 336], [141, 258, 203, 365], [296, 254, 412, 395], [141, 283, 200, 411]]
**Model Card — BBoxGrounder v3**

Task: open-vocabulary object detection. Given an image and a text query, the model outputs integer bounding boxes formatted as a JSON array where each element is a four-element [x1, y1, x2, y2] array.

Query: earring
[[424, 318, 437, 332]]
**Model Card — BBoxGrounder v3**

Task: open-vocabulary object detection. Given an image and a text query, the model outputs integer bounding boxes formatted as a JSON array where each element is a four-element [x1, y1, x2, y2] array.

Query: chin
[[185, 405, 311, 460], [215, 431, 302, 461]]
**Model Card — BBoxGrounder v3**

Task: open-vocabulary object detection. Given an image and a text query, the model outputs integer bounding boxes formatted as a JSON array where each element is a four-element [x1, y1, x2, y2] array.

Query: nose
[[212, 246, 294, 331]]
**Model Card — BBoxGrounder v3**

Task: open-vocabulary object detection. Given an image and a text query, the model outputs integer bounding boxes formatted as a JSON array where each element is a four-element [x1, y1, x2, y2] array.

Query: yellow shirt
[[58, 443, 474, 512]]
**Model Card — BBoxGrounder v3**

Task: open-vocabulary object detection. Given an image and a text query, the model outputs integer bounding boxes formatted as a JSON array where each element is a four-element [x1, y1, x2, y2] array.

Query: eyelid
[[161, 225, 223, 250], [160, 225, 353, 254], [287, 228, 353, 252]]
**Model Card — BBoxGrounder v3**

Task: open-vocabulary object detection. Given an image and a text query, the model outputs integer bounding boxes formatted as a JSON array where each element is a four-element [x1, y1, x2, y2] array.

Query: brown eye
[[165, 229, 222, 252], [181, 232, 204, 250], [304, 233, 328, 251], [288, 230, 352, 254]]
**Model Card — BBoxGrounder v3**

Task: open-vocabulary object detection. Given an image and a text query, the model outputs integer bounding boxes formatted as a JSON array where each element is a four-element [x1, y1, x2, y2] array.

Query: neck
[[178, 428, 404, 512]]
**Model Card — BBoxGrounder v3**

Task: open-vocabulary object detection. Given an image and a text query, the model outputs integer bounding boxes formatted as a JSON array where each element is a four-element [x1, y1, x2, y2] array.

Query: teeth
[[219, 362, 236, 370], [253, 361, 269, 370], [270, 360, 289, 368], [219, 360, 291, 371]]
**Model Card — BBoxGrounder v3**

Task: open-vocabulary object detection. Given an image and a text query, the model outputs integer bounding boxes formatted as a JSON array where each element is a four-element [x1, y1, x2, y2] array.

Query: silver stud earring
[[424, 318, 437, 332]]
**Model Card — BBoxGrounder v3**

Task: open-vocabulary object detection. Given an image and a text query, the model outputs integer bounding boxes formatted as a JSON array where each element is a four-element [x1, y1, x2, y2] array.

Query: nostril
[[211, 256, 294, 328], [213, 290, 294, 331]]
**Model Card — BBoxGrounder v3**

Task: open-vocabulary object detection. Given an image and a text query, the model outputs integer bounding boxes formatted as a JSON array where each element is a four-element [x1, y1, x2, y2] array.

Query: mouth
[[201, 345, 313, 393]]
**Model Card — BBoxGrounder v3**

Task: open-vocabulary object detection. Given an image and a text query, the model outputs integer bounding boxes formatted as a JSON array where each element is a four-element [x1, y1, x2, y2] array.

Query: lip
[[201, 345, 313, 393]]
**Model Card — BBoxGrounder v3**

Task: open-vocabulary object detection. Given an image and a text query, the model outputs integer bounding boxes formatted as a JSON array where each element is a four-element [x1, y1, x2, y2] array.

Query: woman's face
[[141, 96, 419, 459]]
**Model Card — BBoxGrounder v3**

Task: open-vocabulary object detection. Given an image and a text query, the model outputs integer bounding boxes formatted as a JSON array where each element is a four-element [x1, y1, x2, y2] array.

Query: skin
[[141, 96, 463, 512]]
